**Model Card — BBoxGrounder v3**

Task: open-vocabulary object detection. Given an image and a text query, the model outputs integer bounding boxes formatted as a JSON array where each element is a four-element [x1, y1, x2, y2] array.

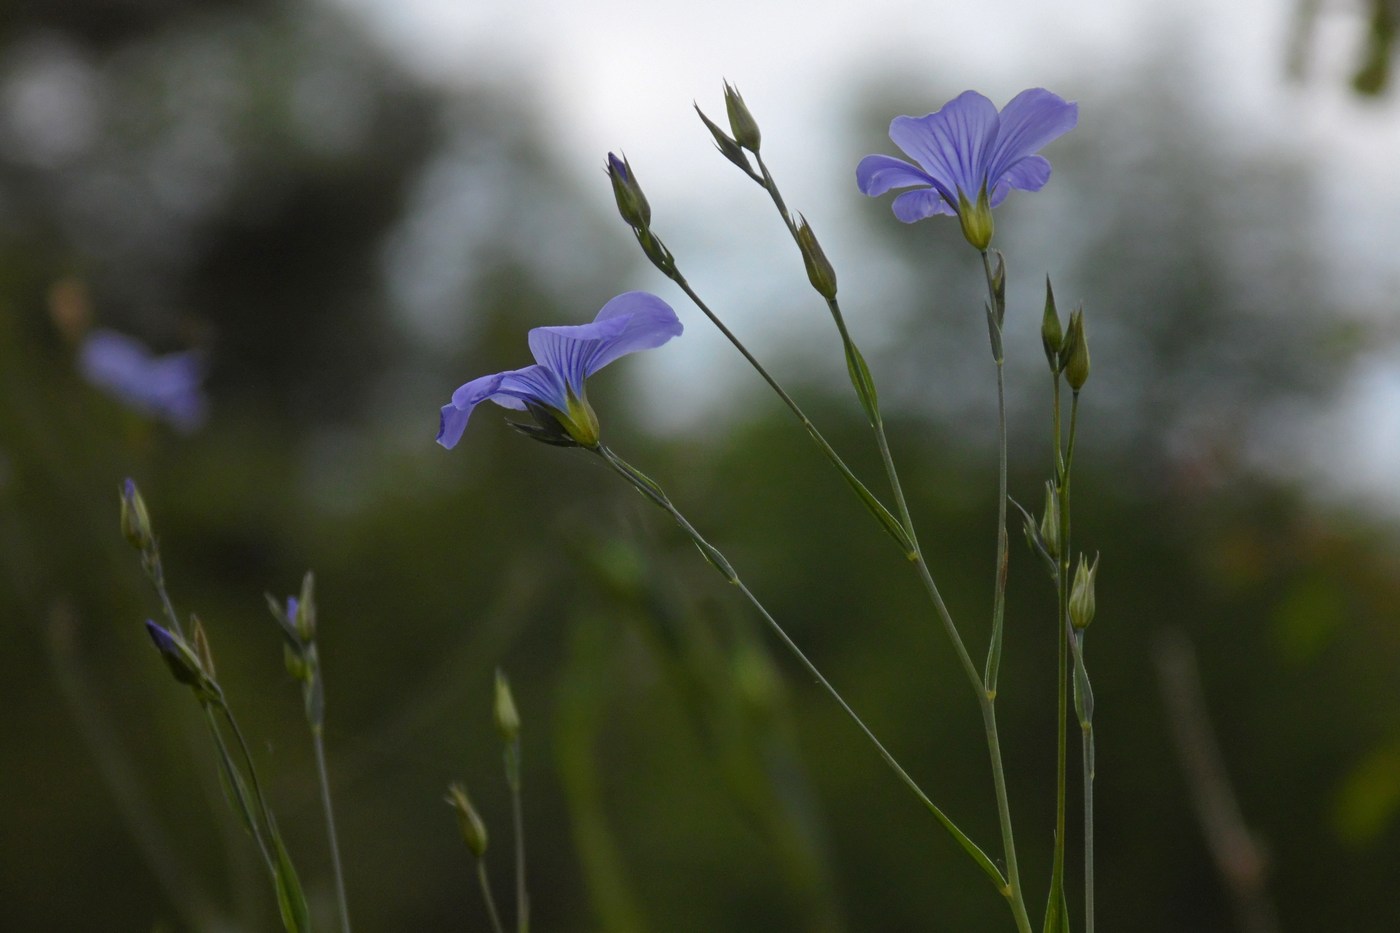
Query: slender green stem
[[1048, 371, 1070, 925], [504, 738, 529, 933], [594, 445, 1009, 894], [754, 152, 921, 551], [674, 157, 1031, 929], [1082, 717, 1095, 933], [477, 860, 508, 933], [664, 271, 911, 554], [754, 160, 1029, 930], [148, 553, 185, 639], [1063, 393, 1090, 932], [980, 250, 1010, 696], [202, 703, 275, 874], [311, 725, 351, 933]]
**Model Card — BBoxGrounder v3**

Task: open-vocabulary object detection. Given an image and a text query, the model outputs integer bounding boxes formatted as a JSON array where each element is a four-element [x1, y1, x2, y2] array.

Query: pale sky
[[333, 0, 1400, 511]]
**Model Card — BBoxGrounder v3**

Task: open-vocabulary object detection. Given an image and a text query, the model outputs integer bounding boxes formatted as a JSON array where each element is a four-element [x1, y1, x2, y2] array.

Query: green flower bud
[[605, 152, 650, 230], [957, 185, 995, 251], [694, 104, 752, 173], [146, 620, 219, 702], [1069, 552, 1100, 630], [295, 571, 316, 642], [494, 669, 520, 743], [119, 478, 154, 552], [444, 783, 489, 858], [723, 81, 761, 152], [989, 250, 1006, 326], [1063, 306, 1090, 391], [1041, 277, 1063, 372], [1039, 481, 1061, 561], [795, 214, 837, 299]]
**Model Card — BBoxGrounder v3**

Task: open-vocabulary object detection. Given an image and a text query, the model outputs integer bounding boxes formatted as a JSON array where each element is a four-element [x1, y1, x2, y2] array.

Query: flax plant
[[435, 83, 1102, 931]]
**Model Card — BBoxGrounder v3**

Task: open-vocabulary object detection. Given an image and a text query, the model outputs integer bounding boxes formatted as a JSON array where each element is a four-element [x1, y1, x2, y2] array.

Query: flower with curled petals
[[437, 291, 682, 450], [856, 88, 1078, 249]]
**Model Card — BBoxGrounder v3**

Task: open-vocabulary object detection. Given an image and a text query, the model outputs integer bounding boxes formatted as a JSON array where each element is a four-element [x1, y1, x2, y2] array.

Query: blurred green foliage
[[4, 3, 1400, 932]]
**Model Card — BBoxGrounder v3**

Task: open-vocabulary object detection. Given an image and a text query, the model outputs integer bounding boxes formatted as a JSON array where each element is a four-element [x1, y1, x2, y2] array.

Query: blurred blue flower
[[856, 88, 1078, 248], [79, 329, 207, 432], [437, 291, 682, 450]]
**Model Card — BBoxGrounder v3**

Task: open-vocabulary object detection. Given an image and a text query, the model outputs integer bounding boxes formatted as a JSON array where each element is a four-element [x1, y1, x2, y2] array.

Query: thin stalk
[[477, 861, 507, 933], [748, 158, 1029, 930], [980, 251, 1010, 696], [664, 271, 911, 554], [505, 738, 529, 933], [1082, 716, 1095, 933], [754, 152, 921, 550], [311, 725, 351, 933], [1047, 372, 1070, 926], [1063, 393, 1090, 932], [593, 445, 1009, 895], [203, 703, 275, 874]]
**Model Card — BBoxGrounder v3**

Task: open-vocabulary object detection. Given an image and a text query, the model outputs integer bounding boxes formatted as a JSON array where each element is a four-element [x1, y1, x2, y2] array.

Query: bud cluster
[[1040, 278, 1090, 390]]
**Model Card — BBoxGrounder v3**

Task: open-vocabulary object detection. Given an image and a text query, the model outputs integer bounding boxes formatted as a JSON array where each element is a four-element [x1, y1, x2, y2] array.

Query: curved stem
[[665, 271, 912, 554], [594, 445, 1008, 894], [312, 725, 351, 933], [477, 860, 508, 933]]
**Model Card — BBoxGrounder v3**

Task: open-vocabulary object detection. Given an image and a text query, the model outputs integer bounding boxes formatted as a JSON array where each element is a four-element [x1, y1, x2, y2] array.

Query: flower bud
[[1039, 481, 1060, 561], [146, 619, 217, 700], [957, 186, 995, 251], [1041, 277, 1063, 372], [494, 669, 520, 743], [989, 250, 1006, 326], [294, 571, 316, 642], [1063, 306, 1090, 391], [795, 215, 837, 299], [694, 104, 752, 173], [1069, 552, 1099, 630], [119, 478, 154, 552], [723, 81, 761, 152], [605, 152, 650, 230], [445, 783, 489, 858]]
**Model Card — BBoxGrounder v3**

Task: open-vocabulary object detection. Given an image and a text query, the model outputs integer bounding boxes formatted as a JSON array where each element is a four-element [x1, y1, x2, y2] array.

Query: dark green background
[[3, 2, 1399, 930]]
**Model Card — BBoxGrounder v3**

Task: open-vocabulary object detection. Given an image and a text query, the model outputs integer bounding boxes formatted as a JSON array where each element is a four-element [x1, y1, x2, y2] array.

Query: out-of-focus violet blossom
[[437, 291, 682, 450], [79, 329, 207, 432], [856, 89, 1078, 248]]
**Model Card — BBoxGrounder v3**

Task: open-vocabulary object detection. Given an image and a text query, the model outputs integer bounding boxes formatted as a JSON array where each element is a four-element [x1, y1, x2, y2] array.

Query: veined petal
[[891, 189, 954, 223], [889, 91, 1000, 202], [855, 154, 935, 197], [437, 366, 565, 449], [985, 89, 1077, 189], [527, 291, 681, 391], [990, 154, 1052, 206]]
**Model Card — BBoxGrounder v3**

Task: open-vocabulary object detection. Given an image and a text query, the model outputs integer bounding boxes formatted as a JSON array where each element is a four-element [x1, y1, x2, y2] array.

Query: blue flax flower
[[437, 291, 682, 450], [79, 329, 207, 432], [856, 88, 1078, 249]]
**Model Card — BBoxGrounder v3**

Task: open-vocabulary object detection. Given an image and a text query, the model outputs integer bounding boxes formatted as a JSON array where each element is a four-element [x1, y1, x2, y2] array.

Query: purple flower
[[437, 291, 682, 450], [856, 88, 1078, 249], [79, 329, 207, 432]]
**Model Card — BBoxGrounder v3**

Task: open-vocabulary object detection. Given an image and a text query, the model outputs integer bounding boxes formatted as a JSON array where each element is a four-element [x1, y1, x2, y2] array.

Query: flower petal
[[855, 154, 934, 197], [527, 291, 681, 391], [985, 89, 1077, 189], [889, 91, 1000, 202], [438, 366, 565, 449], [891, 189, 954, 223], [437, 405, 471, 449], [989, 155, 1052, 206]]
